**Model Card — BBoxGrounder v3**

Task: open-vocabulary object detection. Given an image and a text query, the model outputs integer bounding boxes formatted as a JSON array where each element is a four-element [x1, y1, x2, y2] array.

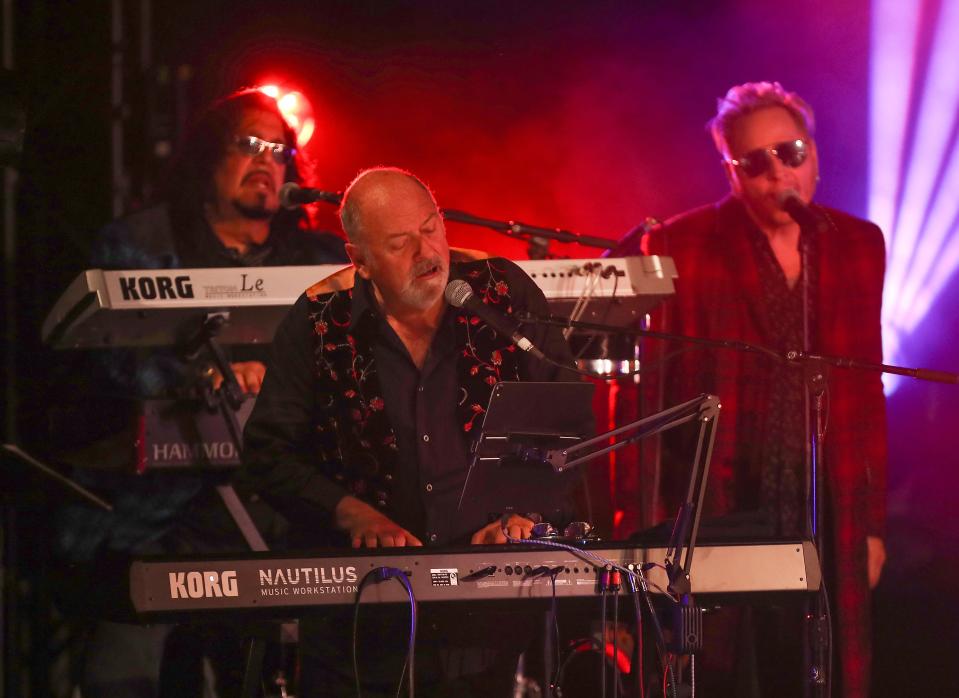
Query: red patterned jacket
[[638, 195, 887, 698]]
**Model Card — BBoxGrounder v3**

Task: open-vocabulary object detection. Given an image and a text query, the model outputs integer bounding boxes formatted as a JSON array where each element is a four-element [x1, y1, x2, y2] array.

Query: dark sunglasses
[[726, 138, 808, 178], [234, 135, 297, 165]]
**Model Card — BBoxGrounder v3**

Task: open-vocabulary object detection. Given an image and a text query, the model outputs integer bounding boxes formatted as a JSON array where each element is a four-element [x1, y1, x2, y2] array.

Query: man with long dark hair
[[53, 88, 347, 697]]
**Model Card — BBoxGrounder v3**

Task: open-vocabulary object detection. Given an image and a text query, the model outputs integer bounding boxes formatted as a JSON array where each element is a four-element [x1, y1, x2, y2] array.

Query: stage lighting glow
[[277, 91, 315, 148], [257, 84, 281, 99], [870, 0, 959, 392], [256, 84, 316, 147], [868, 0, 920, 238]]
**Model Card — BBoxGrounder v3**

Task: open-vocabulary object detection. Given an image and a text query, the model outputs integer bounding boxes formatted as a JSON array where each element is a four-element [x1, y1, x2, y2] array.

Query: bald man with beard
[[240, 167, 594, 696]]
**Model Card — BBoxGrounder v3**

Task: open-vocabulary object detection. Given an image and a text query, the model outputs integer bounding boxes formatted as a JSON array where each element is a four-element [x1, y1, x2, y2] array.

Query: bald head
[[340, 167, 450, 314], [339, 167, 438, 247]]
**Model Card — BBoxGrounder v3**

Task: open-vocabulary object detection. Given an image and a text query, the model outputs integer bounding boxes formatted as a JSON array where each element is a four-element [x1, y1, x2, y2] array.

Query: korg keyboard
[[130, 541, 820, 617], [43, 257, 677, 349]]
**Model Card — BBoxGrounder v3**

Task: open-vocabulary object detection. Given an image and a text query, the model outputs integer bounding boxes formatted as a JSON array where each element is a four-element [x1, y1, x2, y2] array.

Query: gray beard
[[400, 282, 443, 310], [400, 268, 449, 310]]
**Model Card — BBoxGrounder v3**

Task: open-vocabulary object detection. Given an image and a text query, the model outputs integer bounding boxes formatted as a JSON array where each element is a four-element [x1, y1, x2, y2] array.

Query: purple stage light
[[895, 137, 959, 334], [868, 0, 920, 238], [885, 0, 959, 319], [870, 0, 959, 392]]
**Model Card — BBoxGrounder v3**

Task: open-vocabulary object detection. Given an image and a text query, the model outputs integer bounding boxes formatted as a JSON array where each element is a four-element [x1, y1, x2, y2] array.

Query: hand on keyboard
[[335, 495, 423, 548], [470, 513, 536, 545]]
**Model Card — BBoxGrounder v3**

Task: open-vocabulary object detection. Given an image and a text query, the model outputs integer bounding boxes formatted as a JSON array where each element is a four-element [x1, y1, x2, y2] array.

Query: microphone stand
[[515, 311, 959, 386], [542, 393, 721, 698], [181, 314, 279, 698], [181, 313, 268, 554], [518, 309, 959, 696], [800, 230, 825, 698], [297, 189, 620, 251], [795, 207, 949, 696], [439, 208, 617, 251]]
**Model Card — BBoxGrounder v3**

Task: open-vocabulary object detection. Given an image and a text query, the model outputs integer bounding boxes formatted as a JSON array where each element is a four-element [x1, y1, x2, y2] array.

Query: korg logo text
[[169, 571, 239, 599], [120, 275, 194, 300]]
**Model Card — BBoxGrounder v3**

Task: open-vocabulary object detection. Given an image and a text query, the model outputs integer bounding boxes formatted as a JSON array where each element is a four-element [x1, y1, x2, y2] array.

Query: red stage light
[[256, 84, 316, 147]]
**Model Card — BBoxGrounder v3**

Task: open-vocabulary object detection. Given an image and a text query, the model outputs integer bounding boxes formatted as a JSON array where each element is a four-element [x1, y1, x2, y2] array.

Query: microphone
[[444, 279, 546, 360], [605, 216, 661, 257], [278, 182, 342, 209], [778, 189, 827, 233]]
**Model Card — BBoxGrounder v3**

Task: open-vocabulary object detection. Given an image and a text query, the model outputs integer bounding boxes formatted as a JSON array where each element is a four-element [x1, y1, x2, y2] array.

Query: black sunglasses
[[726, 138, 808, 178], [234, 135, 297, 165]]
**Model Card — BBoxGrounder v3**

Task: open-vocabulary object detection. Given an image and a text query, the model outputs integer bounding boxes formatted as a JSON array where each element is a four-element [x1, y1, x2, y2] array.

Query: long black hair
[[164, 88, 310, 233]]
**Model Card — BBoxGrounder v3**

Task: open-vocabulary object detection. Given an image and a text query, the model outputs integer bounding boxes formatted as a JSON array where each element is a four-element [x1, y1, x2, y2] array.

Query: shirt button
[[425, 483, 433, 492], [422, 434, 430, 442], [429, 533, 438, 543], [418, 386, 424, 392]]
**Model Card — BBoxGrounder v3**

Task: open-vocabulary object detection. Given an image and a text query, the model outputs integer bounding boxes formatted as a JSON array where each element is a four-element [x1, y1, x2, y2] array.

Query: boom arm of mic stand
[[545, 394, 720, 595], [544, 394, 717, 472], [304, 192, 621, 250], [516, 311, 783, 361], [520, 311, 959, 386], [786, 350, 959, 385], [441, 208, 617, 250]]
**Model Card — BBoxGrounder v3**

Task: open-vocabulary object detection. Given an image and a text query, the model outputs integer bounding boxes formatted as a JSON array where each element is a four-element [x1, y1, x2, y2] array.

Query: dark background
[[4, 0, 957, 695]]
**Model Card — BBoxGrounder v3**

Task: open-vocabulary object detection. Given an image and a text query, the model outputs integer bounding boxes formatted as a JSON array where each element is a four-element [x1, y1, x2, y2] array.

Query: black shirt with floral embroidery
[[241, 257, 594, 546]]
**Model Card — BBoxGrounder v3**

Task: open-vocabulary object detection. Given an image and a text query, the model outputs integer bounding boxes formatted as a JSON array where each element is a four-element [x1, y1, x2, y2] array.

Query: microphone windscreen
[[444, 279, 473, 308], [278, 182, 301, 210], [777, 188, 802, 208], [777, 188, 827, 232]]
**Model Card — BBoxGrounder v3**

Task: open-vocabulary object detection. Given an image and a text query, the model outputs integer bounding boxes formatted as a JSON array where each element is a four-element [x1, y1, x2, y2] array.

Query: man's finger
[[394, 531, 421, 547], [364, 533, 378, 548], [475, 525, 495, 545], [381, 533, 396, 548]]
